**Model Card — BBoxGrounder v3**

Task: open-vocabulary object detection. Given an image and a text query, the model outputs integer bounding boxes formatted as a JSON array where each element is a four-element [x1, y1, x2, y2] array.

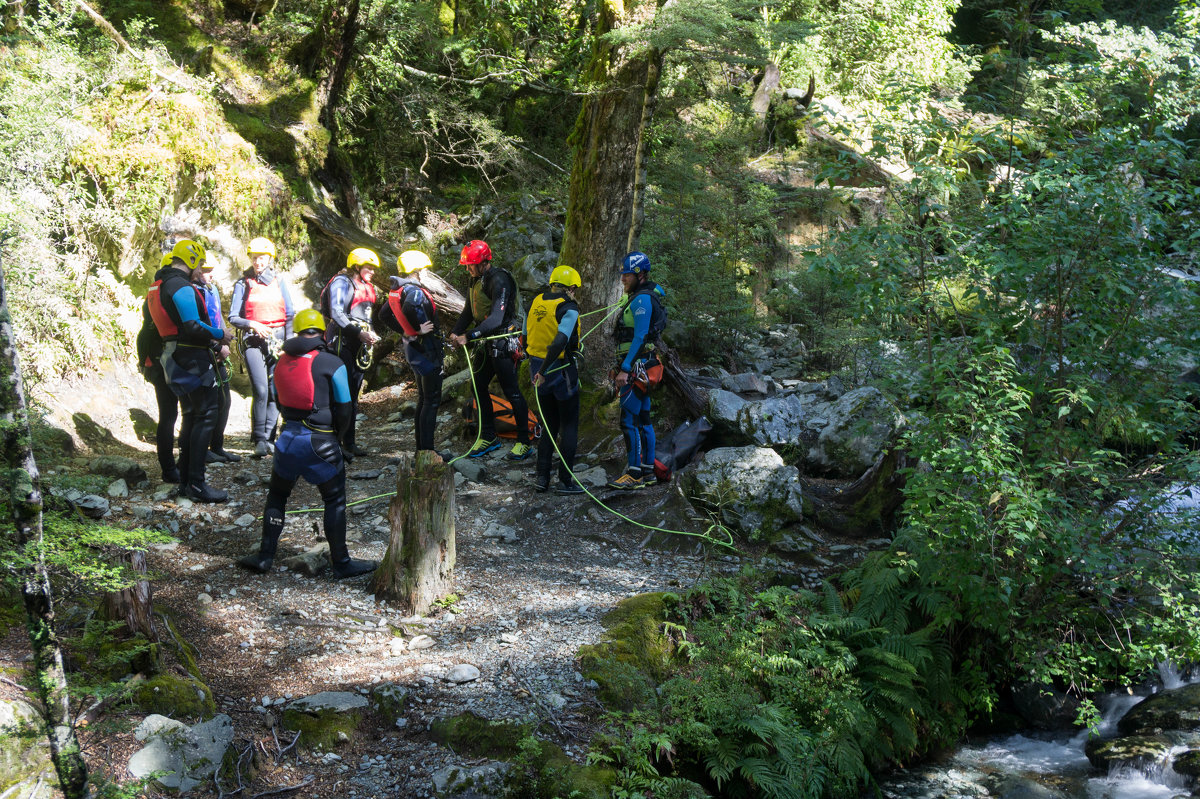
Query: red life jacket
[[387, 283, 436, 336], [275, 350, 318, 412], [147, 279, 205, 339], [350, 276, 377, 320], [243, 278, 287, 326]]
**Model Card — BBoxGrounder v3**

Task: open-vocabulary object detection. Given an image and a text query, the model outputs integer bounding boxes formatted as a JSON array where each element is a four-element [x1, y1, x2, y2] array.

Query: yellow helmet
[[170, 239, 206, 270], [548, 265, 581, 289], [294, 308, 326, 334], [398, 250, 432, 275], [247, 237, 276, 259], [159, 252, 175, 269], [347, 248, 380, 271]]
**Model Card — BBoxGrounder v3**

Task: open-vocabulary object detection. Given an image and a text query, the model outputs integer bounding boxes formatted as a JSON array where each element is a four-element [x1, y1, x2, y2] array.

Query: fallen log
[[301, 203, 466, 315]]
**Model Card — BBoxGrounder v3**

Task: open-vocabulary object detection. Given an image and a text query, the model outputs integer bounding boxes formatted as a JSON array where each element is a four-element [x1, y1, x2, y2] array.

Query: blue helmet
[[621, 251, 650, 275]]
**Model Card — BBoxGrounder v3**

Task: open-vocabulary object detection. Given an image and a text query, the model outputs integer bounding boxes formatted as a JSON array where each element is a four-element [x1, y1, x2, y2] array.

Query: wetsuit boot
[[238, 505, 285, 573], [318, 474, 376, 578]]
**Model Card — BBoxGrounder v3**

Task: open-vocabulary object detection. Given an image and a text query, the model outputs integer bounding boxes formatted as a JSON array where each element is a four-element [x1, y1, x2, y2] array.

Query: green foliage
[[0, 506, 171, 601], [590, 577, 963, 798]]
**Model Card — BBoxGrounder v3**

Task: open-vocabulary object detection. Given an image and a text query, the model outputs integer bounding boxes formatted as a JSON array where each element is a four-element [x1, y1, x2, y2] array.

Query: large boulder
[[282, 691, 369, 748], [1, 698, 58, 798], [1117, 682, 1200, 736], [127, 714, 234, 792], [1084, 734, 1172, 771], [682, 446, 804, 542], [805, 387, 905, 477]]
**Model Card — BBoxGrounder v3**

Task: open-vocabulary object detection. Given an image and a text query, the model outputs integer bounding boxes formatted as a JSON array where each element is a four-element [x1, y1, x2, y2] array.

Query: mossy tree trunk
[[371, 451, 455, 614], [561, 0, 664, 381], [0, 254, 90, 798]]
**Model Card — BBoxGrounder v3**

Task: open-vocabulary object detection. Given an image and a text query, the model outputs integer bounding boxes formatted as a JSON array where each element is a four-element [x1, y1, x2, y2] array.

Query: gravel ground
[[6, 379, 790, 798]]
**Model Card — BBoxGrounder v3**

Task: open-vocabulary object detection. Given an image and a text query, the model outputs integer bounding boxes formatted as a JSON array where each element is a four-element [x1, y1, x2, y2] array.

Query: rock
[[389, 638, 407, 656], [705, 390, 748, 444], [452, 459, 486, 483], [88, 455, 147, 483], [107, 478, 129, 498], [233, 470, 259, 486], [234, 513, 256, 527], [683, 446, 804, 542], [371, 683, 410, 724], [408, 634, 436, 650], [1117, 682, 1200, 735], [73, 494, 110, 518], [127, 714, 234, 792], [280, 543, 330, 576], [480, 522, 519, 543], [574, 466, 608, 488], [1010, 682, 1081, 731], [1084, 733, 1173, 771], [770, 527, 822, 555], [1, 697, 57, 797], [349, 469, 384, 480], [431, 761, 512, 797], [805, 387, 905, 478], [131, 672, 217, 718], [445, 664, 481, 684], [577, 594, 672, 711], [282, 692, 369, 748], [721, 372, 773, 396], [1174, 749, 1200, 779]]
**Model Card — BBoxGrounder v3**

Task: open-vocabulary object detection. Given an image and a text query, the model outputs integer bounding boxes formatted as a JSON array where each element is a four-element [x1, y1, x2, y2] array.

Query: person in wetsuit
[[228, 237, 294, 457], [607, 251, 667, 490], [145, 239, 234, 502], [193, 258, 239, 464], [526, 265, 584, 495], [324, 248, 381, 456], [136, 252, 181, 483], [448, 239, 531, 460], [378, 250, 444, 453], [236, 309, 377, 579]]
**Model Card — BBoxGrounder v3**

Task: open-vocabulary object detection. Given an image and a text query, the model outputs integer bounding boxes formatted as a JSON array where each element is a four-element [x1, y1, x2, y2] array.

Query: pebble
[[408, 635, 435, 650], [444, 664, 480, 684]]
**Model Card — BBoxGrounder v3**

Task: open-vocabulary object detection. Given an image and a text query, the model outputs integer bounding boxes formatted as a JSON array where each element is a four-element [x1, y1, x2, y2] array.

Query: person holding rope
[[237, 309, 377, 579], [379, 250, 444, 453], [194, 256, 239, 464], [607, 251, 667, 490], [527, 265, 585, 494], [323, 247, 381, 457], [449, 239, 532, 460], [229, 237, 294, 458], [145, 239, 234, 502]]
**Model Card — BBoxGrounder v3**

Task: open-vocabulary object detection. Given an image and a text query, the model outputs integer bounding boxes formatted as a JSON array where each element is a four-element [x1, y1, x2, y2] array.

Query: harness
[[615, 281, 667, 359]]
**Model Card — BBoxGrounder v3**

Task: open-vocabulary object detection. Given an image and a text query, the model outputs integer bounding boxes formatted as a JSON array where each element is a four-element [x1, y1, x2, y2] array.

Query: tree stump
[[370, 451, 455, 614], [101, 549, 157, 642]]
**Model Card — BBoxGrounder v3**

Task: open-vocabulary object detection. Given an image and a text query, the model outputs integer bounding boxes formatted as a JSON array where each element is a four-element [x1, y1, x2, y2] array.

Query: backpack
[[464, 393, 541, 440]]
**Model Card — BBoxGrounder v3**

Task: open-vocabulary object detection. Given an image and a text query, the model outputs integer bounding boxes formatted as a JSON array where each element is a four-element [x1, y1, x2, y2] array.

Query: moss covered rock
[[1084, 734, 1172, 770], [429, 712, 530, 760], [1173, 748, 1200, 778], [131, 672, 217, 719], [371, 682, 410, 726], [1, 698, 59, 796], [577, 592, 675, 710], [1117, 683, 1200, 735], [282, 691, 369, 748]]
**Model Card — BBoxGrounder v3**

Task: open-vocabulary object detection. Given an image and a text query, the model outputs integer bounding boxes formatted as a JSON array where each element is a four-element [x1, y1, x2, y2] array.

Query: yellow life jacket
[[526, 290, 578, 360]]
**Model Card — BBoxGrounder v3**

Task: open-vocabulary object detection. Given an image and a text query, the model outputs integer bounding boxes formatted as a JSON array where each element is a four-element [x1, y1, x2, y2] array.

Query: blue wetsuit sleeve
[[620, 294, 652, 373], [331, 364, 352, 404], [170, 285, 222, 340], [558, 309, 579, 338]]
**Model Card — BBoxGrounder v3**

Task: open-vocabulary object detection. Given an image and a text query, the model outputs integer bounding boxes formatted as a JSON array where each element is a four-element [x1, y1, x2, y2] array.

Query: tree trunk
[[561, 0, 663, 381], [101, 549, 157, 643], [370, 451, 455, 615], [0, 251, 90, 798], [658, 344, 706, 418]]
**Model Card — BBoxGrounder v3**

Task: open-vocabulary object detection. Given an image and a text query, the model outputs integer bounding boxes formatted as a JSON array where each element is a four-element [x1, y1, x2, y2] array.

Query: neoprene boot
[[327, 528, 376, 579], [238, 508, 282, 573], [185, 482, 229, 503]]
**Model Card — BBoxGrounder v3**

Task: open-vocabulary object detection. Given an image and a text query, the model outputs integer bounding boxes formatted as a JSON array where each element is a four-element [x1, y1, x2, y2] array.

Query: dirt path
[[9, 381, 747, 797]]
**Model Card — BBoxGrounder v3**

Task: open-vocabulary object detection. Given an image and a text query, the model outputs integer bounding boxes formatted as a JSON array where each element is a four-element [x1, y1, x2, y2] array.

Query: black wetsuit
[[379, 278, 444, 451]]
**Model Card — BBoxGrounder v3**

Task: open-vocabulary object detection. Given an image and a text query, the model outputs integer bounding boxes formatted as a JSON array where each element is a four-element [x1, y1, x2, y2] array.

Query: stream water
[[880, 665, 1200, 799]]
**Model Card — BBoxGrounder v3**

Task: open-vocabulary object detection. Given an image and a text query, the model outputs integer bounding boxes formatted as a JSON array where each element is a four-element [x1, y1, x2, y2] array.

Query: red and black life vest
[[146, 278, 205, 340], [386, 282, 437, 336], [275, 350, 318, 412], [242, 278, 287, 326]]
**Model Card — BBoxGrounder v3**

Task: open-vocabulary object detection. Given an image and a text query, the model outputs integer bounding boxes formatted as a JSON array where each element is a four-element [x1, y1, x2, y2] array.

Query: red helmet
[[459, 240, 492, 266]]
